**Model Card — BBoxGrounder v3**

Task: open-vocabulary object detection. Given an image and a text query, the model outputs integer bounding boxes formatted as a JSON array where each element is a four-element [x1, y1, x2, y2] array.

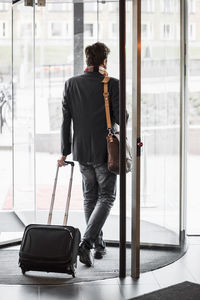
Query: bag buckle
[[108, 128, 112, 135]]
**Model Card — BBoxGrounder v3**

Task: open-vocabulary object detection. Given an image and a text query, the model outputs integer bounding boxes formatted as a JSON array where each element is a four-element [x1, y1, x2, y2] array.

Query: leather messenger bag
[[102, 77, 132, 174]]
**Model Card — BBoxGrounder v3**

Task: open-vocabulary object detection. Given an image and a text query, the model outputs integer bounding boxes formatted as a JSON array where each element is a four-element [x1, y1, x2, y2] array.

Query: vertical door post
[[131, 0, 141, 279], [179, 0, 188, 244], [74, 2, 84, 76], [119, 0, 126, 278]]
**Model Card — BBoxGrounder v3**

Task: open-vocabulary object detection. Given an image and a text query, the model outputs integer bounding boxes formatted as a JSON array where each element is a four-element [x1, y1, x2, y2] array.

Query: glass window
[[142, 23, 153, 40], [142, 0, 154, 12], [65, 23, 69, 37], [84, 23, 94, 38], [189, 0, 196, 13], [142, 45, 151, 59], [161, 0, 175, 13], [3, 22, 6, 37], [144, 46, 151, 58], [142, 24, 148, 39], [112, 23, 117, 34], [66, 23, 68, 34], [189, 23, 196, 40], [64, 22, 72, 38], [0, 22, 7, 38], [162, 24, 174, 40], [50, 22, 62, 37]]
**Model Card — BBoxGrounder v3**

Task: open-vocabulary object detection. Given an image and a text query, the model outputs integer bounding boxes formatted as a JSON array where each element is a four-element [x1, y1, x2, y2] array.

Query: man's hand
[[57, 155, 67, 167]]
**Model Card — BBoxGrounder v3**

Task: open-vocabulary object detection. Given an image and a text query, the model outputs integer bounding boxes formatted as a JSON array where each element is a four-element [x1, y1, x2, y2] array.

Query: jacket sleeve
[[110, 79, 129, 126], [61, 80, 72, 156]]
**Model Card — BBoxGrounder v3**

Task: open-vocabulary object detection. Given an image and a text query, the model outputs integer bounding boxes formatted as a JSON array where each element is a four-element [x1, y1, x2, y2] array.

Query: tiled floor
[[0, 236, 200, 300]]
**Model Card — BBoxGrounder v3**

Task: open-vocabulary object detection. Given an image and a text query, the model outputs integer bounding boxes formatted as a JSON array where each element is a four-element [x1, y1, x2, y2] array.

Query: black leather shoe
[[78, 242, 93, 267], [94, 246, 106, 259]]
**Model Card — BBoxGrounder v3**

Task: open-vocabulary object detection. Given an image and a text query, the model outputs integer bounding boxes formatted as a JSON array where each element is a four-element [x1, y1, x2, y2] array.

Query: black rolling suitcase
[[19, 161, 81, 278]]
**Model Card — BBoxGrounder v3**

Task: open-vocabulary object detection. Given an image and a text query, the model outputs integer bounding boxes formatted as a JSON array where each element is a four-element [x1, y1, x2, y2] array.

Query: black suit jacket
[[61, 71, 120, 163]]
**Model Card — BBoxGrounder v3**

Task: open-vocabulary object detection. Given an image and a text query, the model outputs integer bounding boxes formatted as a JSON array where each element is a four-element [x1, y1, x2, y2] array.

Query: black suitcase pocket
[[20, 226, 73, 260], [19, 163, 80, 277]]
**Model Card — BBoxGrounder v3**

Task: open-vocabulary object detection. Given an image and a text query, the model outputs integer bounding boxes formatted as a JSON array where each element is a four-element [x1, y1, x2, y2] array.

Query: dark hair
[[85, 42, 110, 66]]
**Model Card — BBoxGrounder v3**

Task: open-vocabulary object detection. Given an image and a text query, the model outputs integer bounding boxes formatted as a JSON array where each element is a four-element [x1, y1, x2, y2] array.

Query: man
[[57, 42, 119, 267]]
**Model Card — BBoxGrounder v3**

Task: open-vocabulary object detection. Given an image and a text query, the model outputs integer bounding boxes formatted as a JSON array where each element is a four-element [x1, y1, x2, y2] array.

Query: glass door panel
[[126, 0, 133, 243], [187, 0, 200, 234], [0, 2, 14, 246], [34, 0, 122, 243], [12, 0, 35, 225], [35, 1, 74, 225], [95, 0, 120, 241], [140, 0, 181, 245]]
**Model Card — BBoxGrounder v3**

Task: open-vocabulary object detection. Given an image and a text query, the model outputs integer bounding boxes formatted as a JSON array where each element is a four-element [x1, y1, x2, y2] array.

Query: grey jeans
[[79, 162, 117, 249]]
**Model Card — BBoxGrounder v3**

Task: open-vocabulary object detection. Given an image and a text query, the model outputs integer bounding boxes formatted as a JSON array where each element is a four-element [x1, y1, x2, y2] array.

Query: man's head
[[85, 42, 110, 68]]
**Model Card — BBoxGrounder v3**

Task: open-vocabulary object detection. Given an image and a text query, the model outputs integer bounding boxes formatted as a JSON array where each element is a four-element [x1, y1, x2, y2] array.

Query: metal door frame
[[0, 0, 35, 248], [131, 0, 141, 280], [129, 0, 188, 279]]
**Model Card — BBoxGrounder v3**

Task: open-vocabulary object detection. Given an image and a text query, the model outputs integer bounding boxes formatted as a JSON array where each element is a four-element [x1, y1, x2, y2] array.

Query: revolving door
[[0, 0, 187, 279]]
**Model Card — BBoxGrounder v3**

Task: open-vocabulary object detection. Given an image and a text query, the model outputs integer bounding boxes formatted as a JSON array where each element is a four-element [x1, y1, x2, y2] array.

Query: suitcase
[[18, 161, 81, 278]]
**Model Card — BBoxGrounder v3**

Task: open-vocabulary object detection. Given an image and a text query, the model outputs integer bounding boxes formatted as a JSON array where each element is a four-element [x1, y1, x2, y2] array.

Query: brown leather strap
[[102, 77, 112, 130]]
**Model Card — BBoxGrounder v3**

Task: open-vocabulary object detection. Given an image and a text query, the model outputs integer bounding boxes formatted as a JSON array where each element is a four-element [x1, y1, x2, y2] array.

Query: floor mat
[[0, 247, 185, 285], [129, 281, 200, 300]]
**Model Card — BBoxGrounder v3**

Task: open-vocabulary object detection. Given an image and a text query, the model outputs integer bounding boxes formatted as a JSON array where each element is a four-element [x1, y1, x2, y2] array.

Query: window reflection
[[84, 23, 94, 38], [141, 23, 153, 40], [0, 21, 7, 38], [162, 24, 174, 40], [50, 22, 62, 37]]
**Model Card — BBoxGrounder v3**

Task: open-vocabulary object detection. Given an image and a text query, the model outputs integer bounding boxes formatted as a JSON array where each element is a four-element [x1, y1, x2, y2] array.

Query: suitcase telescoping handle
[[47, 161, 75, 226]]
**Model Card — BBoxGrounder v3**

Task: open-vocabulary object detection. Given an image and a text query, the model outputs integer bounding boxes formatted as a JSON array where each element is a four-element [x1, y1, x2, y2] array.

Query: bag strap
[[102, 77, 112, 131], [47, 161, 74, 226]]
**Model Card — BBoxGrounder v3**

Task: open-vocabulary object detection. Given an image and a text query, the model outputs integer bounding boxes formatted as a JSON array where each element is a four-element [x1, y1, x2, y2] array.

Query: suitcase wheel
[[21, 267, 26, 275], [71, 266, 76, 278]]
